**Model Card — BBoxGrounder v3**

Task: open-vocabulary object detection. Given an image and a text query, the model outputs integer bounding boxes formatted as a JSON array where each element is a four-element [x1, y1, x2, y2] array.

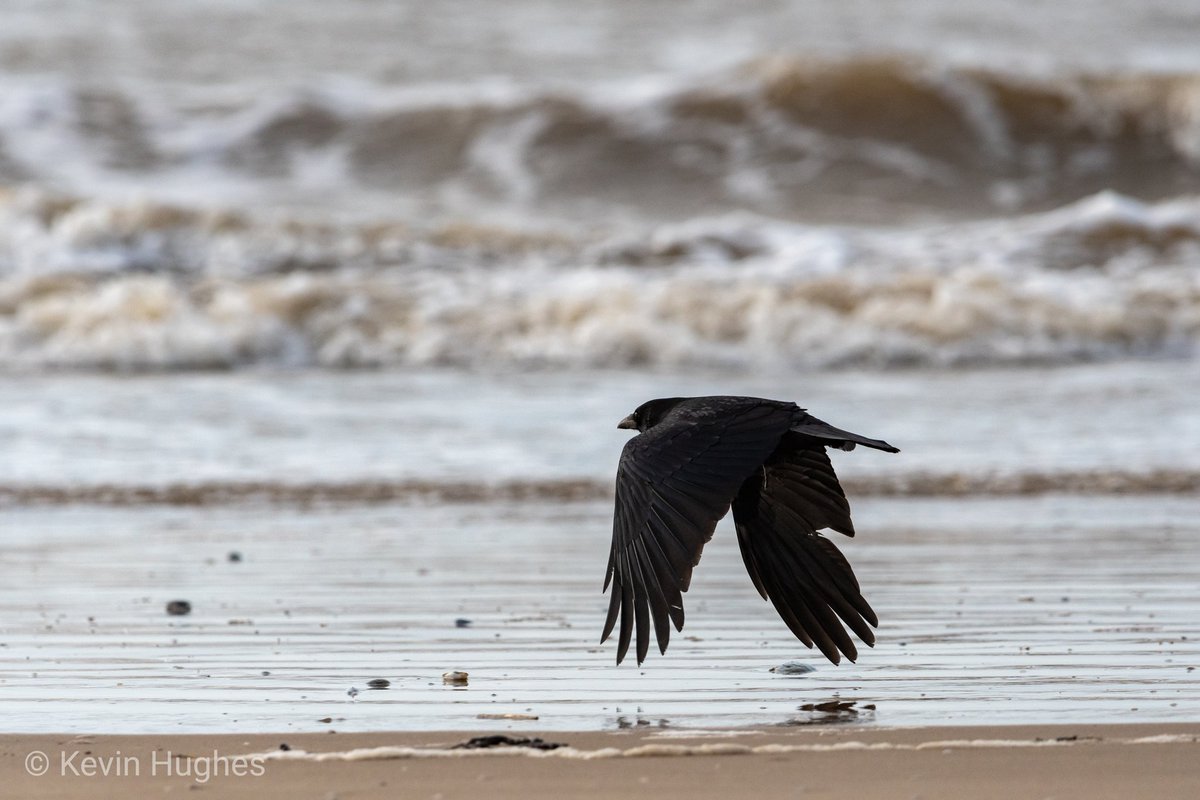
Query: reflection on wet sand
[[2, 494, 1196, 733]]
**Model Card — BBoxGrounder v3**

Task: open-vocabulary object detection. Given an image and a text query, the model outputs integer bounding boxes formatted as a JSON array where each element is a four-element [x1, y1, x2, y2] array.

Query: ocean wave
[[2, 59, 1200, 221], [4, 468, 1197, 508], [1, 188, 1198, 371]]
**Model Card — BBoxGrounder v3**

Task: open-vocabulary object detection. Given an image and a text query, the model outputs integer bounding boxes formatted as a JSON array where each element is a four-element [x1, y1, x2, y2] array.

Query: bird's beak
[[617, 414, 637, 430]]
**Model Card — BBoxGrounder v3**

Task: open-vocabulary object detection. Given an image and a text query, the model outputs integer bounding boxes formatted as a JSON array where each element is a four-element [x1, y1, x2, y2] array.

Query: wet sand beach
[[5, 493, 1199, 733], [4, 724, 1198, 799]]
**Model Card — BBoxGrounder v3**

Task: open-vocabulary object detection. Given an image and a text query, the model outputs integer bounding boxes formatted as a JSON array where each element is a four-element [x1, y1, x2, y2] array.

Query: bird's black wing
[[732, 432, 880, 665], [603, 398, 795, 665]]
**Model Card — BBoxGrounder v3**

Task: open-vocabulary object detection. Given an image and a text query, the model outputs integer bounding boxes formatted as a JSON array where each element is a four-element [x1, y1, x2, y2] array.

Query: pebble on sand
[[366, 678, 391, 689], [166, 600, 192, 616], [442, 671, 469, 685]]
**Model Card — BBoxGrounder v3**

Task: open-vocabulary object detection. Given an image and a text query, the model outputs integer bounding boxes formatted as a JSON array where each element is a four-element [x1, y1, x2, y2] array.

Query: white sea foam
[[253, 732, 1199, 762], [0, 188, 1197, 371]]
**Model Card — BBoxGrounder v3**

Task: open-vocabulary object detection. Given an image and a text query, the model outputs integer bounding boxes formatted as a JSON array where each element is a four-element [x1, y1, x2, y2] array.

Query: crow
[[602, 395, 898, 666]]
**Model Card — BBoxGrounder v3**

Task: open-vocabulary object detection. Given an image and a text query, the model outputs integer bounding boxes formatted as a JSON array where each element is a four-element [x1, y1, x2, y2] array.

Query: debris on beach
[[366, 678, 391, 690], [771, 661, 816, 676], [453, 735, 564, 751], [347, 687, 359, 698], [455, 618, 472, 628], [166, 600, 192, 616], [442, 671, 469, 685], [779, 699, 874, 726], [476, 712, 538, 721], [227, 551, 243, 563], [801, 700, 860, 714]]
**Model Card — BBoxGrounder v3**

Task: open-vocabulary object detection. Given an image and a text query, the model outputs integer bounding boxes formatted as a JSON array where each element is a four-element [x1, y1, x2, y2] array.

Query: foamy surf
[[253, 732, 1200, 762], [1, 188, 1197, 371]]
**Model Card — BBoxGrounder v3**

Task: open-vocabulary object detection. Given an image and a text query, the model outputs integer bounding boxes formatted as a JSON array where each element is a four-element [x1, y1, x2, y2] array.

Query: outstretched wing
[[732, 432, 880, 665], [603, 398, 795, 665]]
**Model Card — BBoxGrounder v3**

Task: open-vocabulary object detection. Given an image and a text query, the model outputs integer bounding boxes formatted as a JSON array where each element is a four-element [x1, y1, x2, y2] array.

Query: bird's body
[[602, 395, 898, 666]]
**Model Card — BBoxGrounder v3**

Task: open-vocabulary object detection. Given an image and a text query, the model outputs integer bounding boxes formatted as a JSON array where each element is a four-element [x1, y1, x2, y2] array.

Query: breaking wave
[[2, 59, 1200, 221], [0, 187, 1198, 371]]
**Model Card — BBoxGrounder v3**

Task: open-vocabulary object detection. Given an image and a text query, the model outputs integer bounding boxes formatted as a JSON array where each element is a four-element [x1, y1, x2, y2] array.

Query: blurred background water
[[0, 0, 1197, 732]]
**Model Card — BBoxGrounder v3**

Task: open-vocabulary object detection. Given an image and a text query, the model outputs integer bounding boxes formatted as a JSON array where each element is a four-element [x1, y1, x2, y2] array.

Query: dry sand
[[3, 724, 1196, 800]]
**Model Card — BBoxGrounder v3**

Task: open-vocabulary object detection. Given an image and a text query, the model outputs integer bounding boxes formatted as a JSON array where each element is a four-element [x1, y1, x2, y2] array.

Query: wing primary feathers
[[730, 428, 891, 665], [773, 530, 864, 657], [617, 553, 635, 664], [637, 531, 683, 646], [813, 536, 878, 626], [770, 504, 876, 644], [632, 538, 673, 657], [755, 531, 845, 663], [633, 565, 651, 666], [601, 581, 622, 644], [735, 523, 769, 601]]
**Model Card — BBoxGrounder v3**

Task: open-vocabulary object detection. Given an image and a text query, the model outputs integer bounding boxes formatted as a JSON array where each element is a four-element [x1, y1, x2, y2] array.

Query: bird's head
[[617, 397, 686, 433]]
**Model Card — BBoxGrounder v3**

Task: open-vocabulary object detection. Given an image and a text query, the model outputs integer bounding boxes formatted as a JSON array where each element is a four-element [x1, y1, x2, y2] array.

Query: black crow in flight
[[602, 396, 898, 666]]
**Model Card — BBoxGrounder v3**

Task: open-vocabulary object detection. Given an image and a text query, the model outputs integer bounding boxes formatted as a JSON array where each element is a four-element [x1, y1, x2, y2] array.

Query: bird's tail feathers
[[791, 414, 899, 453]]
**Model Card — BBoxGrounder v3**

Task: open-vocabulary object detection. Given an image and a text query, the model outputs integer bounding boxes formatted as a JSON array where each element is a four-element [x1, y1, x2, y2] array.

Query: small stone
[[442, 671, 469, 685], [166, 600, 192, 616], [227, 551, 243, 563], [455, 618, 472, 628], [366, 678, 390, 690], [279, 743, 291, 751], [771, 661, 816, 676]]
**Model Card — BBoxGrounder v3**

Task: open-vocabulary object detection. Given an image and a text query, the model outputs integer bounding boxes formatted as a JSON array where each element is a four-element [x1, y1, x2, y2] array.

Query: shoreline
[[5, 466, 1200, 509], [5, 723, 1197, 799]]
